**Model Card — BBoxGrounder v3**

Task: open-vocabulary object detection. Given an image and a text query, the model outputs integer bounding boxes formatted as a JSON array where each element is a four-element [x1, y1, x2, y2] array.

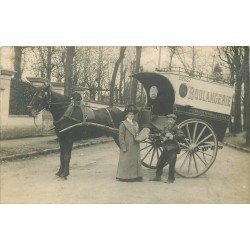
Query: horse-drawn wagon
[[133, 68, 234, 178], [27, 67, 234, 180]]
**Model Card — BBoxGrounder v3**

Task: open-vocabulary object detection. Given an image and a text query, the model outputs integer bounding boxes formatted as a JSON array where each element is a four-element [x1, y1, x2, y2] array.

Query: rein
[[49, 101, 71, 105]]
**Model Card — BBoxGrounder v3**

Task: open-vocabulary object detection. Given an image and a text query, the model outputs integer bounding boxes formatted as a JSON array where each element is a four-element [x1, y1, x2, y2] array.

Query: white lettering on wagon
[[187, 86, 232, 107]]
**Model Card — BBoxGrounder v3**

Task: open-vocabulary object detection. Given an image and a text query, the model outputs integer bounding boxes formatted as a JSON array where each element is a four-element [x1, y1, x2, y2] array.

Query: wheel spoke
[[185, 138, 191, 145], [140, 144, 152, 151], [141, 146, 154, 161], [196, 134, 213, 146], [203, 141, 216, 144], [159, 147, 163, 153], [192, 122, 198, 142], [186, 124, 192, 142], [195, 125, 206, 144], [197, 150, 213, 157], [188, 153, 192, 173], [180, 152, 189, 170], [194, 152, 207, 167], [149, 146, 156, 166], [192, 154, 199, 173], [177, 150, 189, 161], [202, 152, 207, 163], [140, 140, 152, 144], [198, 144, 215, 149], [179, 142, 189, 149]]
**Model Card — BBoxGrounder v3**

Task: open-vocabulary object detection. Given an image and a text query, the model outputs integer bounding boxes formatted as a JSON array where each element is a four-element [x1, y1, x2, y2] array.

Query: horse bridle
[[33, 86, 52, 112], [29, 85, 71, 115]]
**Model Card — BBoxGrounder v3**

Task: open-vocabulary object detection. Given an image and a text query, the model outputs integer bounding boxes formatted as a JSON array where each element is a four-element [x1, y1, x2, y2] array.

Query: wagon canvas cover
[[133, 71, 234, 116]]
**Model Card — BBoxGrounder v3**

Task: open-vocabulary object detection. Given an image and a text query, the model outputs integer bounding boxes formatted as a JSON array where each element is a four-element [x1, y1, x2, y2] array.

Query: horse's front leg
[[56, 137, 65, 177], [60, 139, 73, 180]]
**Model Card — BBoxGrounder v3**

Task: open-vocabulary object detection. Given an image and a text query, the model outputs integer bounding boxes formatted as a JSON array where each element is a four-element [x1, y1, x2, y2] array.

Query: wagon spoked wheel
[[140, 138, 163, 169], [175, 118, 218, 178]]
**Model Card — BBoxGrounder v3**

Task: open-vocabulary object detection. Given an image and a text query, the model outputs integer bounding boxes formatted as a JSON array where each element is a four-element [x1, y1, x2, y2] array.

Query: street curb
[[0, 137, 114, 163], [223, 142, 250, 153]]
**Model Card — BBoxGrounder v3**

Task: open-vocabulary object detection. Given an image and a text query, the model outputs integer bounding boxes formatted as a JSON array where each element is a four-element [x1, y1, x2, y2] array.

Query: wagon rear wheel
[[140, 138, 162, 169], [175, 119, 218, 178]]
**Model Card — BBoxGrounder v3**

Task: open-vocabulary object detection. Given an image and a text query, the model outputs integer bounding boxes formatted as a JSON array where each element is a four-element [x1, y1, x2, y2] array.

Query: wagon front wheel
[[175, 119, 218, 178], [140, 138, 162, 169]]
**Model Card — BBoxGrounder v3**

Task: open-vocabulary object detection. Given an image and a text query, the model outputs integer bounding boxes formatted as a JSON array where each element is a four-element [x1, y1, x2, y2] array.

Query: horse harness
[[53, 100, 95, 126], [38, 86, 116, 131], [105, 108, 115, 128]]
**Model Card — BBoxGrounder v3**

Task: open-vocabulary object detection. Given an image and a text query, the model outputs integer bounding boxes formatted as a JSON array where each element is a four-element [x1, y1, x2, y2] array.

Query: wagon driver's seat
[[132, 72, 175, 128]]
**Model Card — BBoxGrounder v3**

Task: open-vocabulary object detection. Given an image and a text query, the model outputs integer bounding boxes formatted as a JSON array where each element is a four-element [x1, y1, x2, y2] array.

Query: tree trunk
[[46, 46, 52, 81], [169, 52, 174, 70], [130, 46, 142, 104], [118, 58, 124, 103], [245, 47, 250, 145], [64, 46, 75, 97], [97, 47, 103, 102], [233, 73, 242, 133], [192, 46, 195, 72], [109, 46, 126, 106], [233, 47, 244, 133], [168, 46, 178, 70], [243, 46, 249, 131], [158, 46, 162, 69], [129, 61, 135, 101], [123, 78, 127, 105], [14, 47, 23, 81]]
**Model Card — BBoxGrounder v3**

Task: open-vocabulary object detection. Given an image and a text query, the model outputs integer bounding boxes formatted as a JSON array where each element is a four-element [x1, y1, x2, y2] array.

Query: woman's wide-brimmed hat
[[124, 104, 139, 115]]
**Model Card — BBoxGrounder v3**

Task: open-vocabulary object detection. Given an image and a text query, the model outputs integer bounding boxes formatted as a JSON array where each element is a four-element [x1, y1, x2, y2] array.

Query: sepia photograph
[[1, 1, 250, 250], [0, 46, 249, 204]]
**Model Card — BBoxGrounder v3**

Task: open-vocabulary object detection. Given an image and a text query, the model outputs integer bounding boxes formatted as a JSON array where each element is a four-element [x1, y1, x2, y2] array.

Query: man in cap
[[150, 114, 185, 183]]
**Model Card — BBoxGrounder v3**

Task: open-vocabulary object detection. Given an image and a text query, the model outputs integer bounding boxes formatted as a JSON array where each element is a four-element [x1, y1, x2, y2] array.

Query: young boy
[[150, 114, 185, 183]]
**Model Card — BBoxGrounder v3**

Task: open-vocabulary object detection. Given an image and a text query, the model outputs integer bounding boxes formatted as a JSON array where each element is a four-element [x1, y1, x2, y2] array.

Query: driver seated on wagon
[[150, 114, 185, 183]]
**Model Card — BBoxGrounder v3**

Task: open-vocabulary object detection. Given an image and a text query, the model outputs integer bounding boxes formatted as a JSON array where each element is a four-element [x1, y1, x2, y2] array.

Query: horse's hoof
[[59, 174, 67, 180], [58, 176, 67, 181]]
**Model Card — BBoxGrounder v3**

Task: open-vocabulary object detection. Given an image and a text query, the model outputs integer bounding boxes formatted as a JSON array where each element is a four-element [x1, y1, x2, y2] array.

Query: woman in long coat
[[116, 104, 143, 182]]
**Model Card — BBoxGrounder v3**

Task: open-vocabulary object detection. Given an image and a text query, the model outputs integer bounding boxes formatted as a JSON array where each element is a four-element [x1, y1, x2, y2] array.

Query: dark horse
[[28, 84, 125, 180]]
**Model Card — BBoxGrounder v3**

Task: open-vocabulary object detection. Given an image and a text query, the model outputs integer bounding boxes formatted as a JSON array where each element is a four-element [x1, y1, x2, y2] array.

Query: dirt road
[[0, 141, 249, 203]]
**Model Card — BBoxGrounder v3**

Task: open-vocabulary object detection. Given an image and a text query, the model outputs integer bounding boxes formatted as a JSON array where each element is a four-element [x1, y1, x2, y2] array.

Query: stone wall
[[0, 72, 45, 139]]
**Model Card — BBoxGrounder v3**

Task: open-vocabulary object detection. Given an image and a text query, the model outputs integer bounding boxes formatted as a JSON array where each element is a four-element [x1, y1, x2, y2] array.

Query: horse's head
[[27, 84, 51, 117]]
